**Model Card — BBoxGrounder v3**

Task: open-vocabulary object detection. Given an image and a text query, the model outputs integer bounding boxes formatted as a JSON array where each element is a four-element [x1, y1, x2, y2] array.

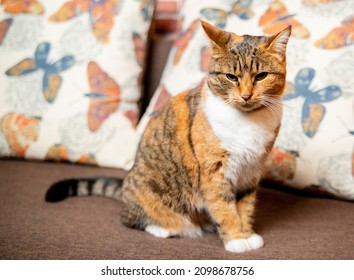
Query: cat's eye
[[226, 73, 238, 82], [255, 72, 268, 81]]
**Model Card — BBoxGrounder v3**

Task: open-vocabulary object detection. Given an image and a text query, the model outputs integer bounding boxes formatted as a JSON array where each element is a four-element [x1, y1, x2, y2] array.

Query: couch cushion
[[0, 159, 353, 259], [138, 0, 354, 200], [0, 0, 155, 170]]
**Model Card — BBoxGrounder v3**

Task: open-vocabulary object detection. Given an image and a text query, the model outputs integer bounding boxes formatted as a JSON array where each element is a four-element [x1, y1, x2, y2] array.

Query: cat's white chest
[[203, 89, 280, 186]]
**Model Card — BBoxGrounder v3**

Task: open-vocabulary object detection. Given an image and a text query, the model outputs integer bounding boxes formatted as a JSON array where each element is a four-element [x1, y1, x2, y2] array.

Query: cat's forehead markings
[[229, 42, 253, 58], [232, 35, 263, 47], [229, 35, 265, 62], [227, 43, 261, 73]]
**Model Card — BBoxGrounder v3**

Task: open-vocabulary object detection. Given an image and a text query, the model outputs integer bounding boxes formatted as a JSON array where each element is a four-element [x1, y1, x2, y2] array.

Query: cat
[[46, 21, 291, 253]]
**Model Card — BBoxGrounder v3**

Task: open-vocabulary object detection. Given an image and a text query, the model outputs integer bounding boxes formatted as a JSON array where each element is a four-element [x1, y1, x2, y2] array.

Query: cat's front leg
[[228, 189, 264, 252], [236, 189, 258, 235], [201, 176, 263, 253]]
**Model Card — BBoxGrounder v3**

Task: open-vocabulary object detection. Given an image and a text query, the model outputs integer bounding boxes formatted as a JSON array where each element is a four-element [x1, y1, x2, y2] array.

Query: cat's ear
[[267, 26, 292, 55], [201, 20, 236, 49]]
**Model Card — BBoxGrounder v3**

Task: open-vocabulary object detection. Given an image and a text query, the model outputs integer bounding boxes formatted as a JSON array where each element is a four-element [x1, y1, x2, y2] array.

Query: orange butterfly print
[[264, 147, 298, 182], [1, 0, 44, 15], [0, 112, 40, 157], [259, 0, 310, 39], [0, 18, 13, 45], [49, 0, 121, 44], [124, 110, 138, 128], [77, 153, 97, 165], [45, 144, 69, 162], [173, 19, 199, 65], [315, 15, 354, 49], [85, 61, 120, 132], [46, 144, 97, 165]]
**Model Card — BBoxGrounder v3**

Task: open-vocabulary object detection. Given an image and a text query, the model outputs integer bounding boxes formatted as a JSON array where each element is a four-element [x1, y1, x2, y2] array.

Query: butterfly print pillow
[[138, 0, 354, 201], [0, 0, 155, 170]]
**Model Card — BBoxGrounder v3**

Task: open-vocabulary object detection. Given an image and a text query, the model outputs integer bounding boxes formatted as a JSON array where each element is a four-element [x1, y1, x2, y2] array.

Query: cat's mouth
[[233, 100, 264, 112]]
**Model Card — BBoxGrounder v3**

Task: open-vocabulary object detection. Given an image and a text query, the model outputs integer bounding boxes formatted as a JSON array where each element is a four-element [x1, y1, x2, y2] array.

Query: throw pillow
[[0, 0, 155, 169], [138, 0, 354, 200]]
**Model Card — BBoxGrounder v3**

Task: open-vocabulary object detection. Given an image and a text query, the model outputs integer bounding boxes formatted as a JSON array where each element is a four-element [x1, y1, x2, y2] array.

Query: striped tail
[[45, 177, 124, 202]]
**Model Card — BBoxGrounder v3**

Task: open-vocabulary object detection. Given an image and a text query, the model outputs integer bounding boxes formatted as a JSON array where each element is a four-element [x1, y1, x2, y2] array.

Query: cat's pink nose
[[241, 93, 252, 101]]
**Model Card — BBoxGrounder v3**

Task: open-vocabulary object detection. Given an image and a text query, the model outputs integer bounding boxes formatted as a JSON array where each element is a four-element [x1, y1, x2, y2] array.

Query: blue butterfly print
[[200, 0, 254, 29], [136, 0, 153, 21], [283, 68, 342, 138], [5, 42, 75, 103]]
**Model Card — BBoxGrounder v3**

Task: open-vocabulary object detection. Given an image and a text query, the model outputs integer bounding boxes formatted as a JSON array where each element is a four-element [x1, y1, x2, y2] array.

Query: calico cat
[[46, 21, 291, 253]]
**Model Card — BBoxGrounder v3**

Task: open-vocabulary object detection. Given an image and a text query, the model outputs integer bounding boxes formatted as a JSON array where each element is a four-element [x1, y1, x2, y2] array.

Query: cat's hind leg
[[121, 186, 203, 238]]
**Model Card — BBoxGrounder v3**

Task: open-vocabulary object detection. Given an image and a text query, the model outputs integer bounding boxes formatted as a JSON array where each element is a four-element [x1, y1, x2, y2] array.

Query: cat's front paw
[[225, 234, 264, 253], [247, 233, 264, 250]]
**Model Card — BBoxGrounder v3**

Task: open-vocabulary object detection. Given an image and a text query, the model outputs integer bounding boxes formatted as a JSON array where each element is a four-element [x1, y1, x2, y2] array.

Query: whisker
[[262, 96, 288, 109], [265, 98, 283, 110], [264, 103, 281, 115], [226, 99, 234, 106], [261, 99, 283, 118], [261, 96, 281, 104], [264, 95, 289, 108], [213, 95, 285, 118]]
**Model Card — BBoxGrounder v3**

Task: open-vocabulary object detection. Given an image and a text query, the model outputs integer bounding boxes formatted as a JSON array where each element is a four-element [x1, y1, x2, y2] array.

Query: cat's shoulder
[[157, 86, 203, 118], [173, 86, 203, 105]]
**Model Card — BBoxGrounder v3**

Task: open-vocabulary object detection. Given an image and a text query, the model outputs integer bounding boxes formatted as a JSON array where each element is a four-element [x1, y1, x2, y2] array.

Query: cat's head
[[201, 20, 291, 112]]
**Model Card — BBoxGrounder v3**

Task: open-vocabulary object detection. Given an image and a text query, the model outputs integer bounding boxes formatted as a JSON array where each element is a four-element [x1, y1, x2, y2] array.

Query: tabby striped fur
[[46, 21, 291, 253]]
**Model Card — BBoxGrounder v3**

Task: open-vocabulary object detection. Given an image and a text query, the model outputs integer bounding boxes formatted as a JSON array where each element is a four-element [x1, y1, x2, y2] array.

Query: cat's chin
[[233, 102, 264, 113]]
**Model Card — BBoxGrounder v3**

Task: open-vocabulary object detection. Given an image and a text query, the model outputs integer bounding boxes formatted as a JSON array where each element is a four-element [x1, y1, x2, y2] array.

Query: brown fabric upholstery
[[0, 159, 353, 260]]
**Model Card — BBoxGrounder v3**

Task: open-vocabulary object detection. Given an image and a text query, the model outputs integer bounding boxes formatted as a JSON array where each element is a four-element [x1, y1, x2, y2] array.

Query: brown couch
[[0, 34, 353, 260]]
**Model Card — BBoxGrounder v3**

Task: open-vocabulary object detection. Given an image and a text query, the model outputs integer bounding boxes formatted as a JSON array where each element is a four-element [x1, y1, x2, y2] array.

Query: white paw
[[225, 234, 264, 253], [225, 238, 251, 253], [145, 225, 171, 238], [247, 233, 264, 249]]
